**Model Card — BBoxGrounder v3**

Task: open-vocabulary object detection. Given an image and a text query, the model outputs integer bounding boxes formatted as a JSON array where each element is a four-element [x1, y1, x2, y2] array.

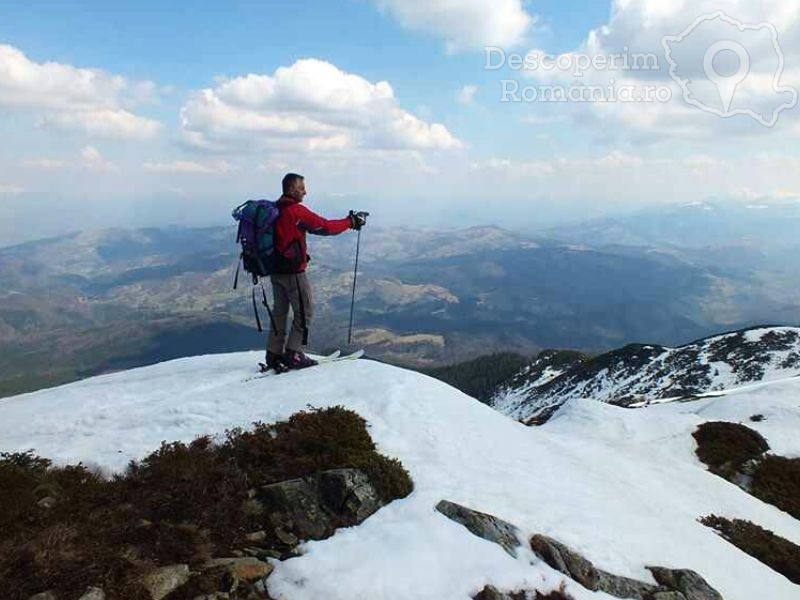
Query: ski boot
[[283, 349, 318, 370], [261, 351, 290, 374]]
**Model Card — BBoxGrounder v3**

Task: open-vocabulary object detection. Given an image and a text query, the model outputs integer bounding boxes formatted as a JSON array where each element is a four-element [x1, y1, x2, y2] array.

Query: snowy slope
[[493, 326, 800, 424], [1, 353, 800, 599]]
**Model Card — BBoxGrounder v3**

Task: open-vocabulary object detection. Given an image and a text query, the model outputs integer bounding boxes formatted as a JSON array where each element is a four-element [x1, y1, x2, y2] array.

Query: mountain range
[[491, 325, 800, 425], [1, 200, 799, 397]]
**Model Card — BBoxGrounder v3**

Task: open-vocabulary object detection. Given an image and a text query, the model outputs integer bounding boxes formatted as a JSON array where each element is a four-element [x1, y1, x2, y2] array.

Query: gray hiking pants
[[267, 272, 313, 355]]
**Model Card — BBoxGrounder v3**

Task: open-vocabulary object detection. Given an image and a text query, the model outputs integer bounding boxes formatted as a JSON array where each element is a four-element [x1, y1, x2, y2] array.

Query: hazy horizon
[[1, 1, 798, 248]]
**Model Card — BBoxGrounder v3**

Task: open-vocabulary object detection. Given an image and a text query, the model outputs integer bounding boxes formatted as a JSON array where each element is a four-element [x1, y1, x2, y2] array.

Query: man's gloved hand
[[349, 210, 369, 230]]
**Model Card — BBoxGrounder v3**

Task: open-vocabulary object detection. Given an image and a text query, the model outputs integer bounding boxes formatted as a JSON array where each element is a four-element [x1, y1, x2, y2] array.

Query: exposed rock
[[528, 535, 724, 600], [78, 588, 105, 600], [435, 500, 522, 557], [261, 478, 334, 540], [244, 530, 267, 544], [203, 557, 273, 582], [140, 564, 191, 600], [259, 468, 383, 543], [650, 592, 687, 600], [530, 534, 656, 599], [646, 568, 723, 600], [318, 468, 381, 522], [274, 527, 299, 547]]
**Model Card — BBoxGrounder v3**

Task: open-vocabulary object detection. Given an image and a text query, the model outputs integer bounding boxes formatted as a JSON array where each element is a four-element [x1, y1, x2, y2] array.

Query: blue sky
[[0, 1, 798, 244]]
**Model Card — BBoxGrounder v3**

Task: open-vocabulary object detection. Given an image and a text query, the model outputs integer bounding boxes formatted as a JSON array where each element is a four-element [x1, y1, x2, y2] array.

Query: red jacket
[[274, 195, 352, 273]]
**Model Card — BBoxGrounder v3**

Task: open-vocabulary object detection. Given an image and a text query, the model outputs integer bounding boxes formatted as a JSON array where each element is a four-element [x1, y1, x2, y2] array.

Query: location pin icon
[[703, 40, 750, 113]]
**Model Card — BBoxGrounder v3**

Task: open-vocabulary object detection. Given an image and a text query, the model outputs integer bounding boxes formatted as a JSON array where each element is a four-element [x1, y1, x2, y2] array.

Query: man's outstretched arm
[[296, 204, 354, 236]]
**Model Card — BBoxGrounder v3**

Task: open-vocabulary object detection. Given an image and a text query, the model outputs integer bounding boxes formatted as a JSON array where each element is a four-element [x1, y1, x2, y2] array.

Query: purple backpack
[[232, 200, 281, 332], [232, 199, 280, 285]]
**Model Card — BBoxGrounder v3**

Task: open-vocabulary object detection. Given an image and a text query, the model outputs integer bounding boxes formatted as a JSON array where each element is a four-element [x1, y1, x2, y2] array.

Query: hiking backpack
[[232, 199, 281, 332]]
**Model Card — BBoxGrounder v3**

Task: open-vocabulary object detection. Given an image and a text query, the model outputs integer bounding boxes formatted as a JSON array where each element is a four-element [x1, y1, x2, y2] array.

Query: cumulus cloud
[[371, 0, 533, 51], [180, 58, 462, 154], [514, 0, 800, 139], [0, 44, 161, 140], [143, 160, 236, 174]]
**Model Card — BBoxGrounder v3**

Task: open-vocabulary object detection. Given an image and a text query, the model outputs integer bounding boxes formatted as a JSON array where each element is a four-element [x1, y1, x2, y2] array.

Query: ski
[[245, 350, 342, 381], [315, 349, 364, 364]]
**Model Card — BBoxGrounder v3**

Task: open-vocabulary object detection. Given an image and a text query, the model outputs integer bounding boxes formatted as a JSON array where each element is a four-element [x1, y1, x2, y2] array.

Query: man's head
[[282, 173, 306, 202]]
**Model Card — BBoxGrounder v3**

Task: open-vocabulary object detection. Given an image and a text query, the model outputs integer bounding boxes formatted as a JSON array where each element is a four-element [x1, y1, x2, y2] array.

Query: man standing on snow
[[266, 173, 368, 372]]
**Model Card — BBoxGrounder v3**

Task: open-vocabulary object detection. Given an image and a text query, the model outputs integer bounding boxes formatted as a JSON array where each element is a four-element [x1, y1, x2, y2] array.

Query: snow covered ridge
[[1, 352, 800, 598], [492, 326, 800, 425]]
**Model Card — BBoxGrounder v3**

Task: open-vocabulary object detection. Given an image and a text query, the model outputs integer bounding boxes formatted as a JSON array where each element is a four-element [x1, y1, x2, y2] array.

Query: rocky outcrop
[[530, 535, 724, 600], [139, 565, 191, 600], [647, 568, 723, 600], [530, 534, 657, 599], [438, 500, 725, 600], [203, 557, 274, 582], [259, 468, 383, 548], [435, 500, 522, 557]]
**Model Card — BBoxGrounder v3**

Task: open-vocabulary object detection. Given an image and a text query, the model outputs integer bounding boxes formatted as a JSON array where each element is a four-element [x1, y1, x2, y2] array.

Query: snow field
[[0, 353, 799, 599]]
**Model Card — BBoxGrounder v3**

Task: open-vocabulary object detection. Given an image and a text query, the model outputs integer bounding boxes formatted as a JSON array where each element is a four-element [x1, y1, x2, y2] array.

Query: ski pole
[[347, 227, 362, 345]]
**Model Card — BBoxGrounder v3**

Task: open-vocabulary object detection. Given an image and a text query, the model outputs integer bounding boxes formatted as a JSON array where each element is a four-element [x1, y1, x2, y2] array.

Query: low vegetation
[[751, 455, 800, 521], [422, 352, 530, 403], [0, 406, 412, 600], [701, 515, 800, 584], [693, 421, 800, 523], [692, 421, 769, 478]]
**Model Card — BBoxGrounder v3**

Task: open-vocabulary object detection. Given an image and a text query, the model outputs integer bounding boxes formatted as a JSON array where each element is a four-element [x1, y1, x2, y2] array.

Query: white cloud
[[81, 146, 118, 172], [0, 184, 24, 196], [0, 44, 161, 140], [456, 84, 478, 105], [38, 109, 160, 140], [516, 1, 800, 139], [371, 0, 534, 51], [180, 58, 462, 154], [143, 160, 236, 174]]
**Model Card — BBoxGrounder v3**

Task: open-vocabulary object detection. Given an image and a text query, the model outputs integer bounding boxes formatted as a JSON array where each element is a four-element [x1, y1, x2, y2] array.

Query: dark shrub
[[701, 515, 800, 584], [751, 455, 800, 521], [693, 421, 769, 477]]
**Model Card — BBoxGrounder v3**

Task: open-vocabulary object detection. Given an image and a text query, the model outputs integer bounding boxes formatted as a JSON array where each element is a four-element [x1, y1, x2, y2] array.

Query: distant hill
[[1, 224, 799, 397], [491, 326, 800, 424]]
